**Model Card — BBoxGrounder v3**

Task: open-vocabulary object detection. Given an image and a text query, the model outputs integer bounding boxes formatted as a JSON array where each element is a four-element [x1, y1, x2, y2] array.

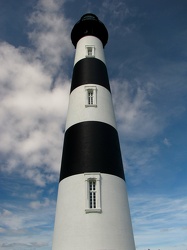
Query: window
[[88, 89, 94, 105], [89, 180, 96, 208], [85, 86, 97, 107], [85, 46, 95, 57], [84, 173, 101, 213]]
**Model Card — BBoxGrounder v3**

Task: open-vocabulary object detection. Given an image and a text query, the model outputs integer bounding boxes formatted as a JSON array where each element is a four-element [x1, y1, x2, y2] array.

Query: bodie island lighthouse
[[52, 13, 136, 250]]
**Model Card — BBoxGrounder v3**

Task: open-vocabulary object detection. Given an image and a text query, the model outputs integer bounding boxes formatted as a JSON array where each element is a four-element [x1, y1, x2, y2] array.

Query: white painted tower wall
[[53, 174, 135, 250]]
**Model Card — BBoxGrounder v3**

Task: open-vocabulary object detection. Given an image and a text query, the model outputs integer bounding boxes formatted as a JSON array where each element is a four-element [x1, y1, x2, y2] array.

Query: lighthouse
[[52, 13, 136, 250]]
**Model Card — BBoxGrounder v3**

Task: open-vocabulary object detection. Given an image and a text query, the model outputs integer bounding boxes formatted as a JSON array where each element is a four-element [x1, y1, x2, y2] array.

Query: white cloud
[[28, 0, 72, 74], [163, 137, 171, 147], [111, 80, 163, 141], [129, 194, 187, 250], [0, 207, 25, 230], [99, 0, 135, 34], [122, 143, 159, 185], [0, 41, 70, 185], [1, 242, 47, 248], [0, 199, 55, 249], [0, 227, 6, 233], [102, 0, 132, 19], [0, 2, 75, 246], [0, 0, 72, 186], [29, 198, 50, 209], [1, 209, 12, 216]]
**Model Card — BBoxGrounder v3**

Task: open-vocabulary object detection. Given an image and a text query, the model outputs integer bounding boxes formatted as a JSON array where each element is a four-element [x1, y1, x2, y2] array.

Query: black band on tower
[[59, 121, 125, 181], [70, 58, 110, 93]]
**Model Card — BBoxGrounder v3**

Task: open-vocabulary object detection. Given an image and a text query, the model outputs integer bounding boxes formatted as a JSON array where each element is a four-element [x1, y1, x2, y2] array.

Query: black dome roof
[[71, 13, 108, 48]]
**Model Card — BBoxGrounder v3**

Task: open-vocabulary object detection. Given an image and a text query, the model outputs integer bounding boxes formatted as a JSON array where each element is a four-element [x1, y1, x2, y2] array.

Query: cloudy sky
[[0, 0, 187, 249]]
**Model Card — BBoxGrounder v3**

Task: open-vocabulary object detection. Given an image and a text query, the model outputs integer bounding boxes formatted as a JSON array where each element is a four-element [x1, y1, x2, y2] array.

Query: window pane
[[86, 46, 94, 57], [88, 47, 92, 56], [89, 180, 96, 209], [88, 90, 94, 105]]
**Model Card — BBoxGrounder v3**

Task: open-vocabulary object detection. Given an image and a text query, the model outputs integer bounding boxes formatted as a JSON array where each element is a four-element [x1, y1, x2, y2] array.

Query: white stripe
[[52, 173, 135, 250], [74, 36, 106, 65], [65, 84, 117, 130]]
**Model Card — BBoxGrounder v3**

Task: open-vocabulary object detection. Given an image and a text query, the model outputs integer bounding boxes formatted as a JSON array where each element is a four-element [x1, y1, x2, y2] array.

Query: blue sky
[[0, 0, 187, 249]]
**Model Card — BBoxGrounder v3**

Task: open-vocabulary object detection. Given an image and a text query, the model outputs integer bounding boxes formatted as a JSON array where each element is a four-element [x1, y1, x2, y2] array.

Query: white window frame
[[85, 45, 95, 57], [85, 86, 97, 107], [84, 173, 101, 213]]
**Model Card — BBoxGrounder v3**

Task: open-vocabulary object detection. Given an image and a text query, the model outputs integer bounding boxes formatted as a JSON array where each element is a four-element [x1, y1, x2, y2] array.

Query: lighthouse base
[[52, 173, 136, 250]]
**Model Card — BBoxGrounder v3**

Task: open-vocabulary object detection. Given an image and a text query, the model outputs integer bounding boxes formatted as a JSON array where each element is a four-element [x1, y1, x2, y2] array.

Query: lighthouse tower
[[52, 13, 136, 250]]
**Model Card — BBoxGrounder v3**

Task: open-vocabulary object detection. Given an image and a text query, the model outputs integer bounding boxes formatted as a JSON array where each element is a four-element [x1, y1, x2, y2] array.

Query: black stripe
[[59, 121, 125, 181], [70, 58, 110, 93]]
